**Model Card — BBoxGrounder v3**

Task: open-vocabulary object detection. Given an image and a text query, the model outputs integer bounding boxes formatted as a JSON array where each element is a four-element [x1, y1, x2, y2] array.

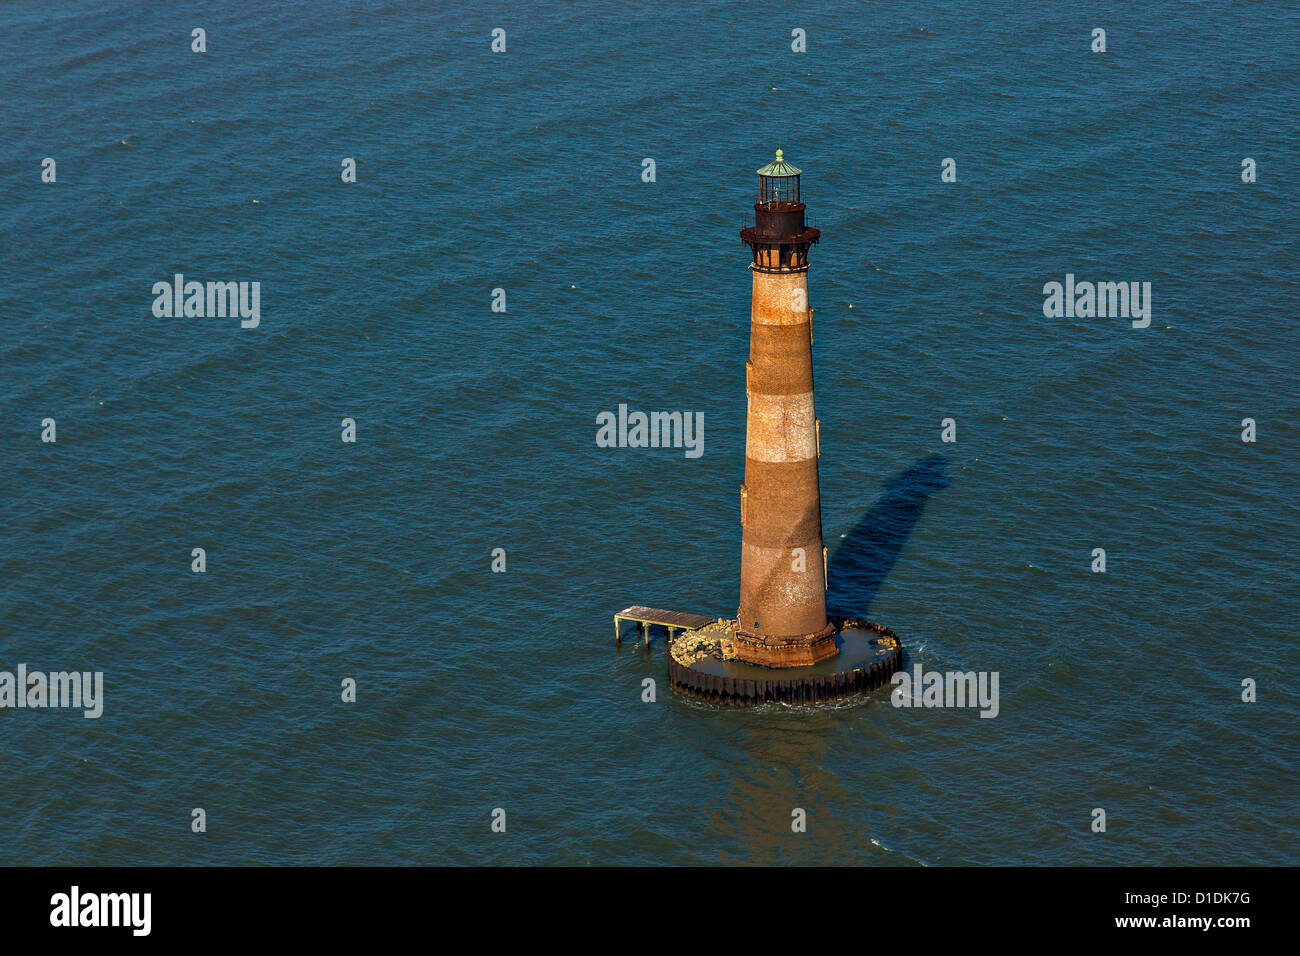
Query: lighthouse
[[733, 150, 838, 668], [615, 150, 906, 705]]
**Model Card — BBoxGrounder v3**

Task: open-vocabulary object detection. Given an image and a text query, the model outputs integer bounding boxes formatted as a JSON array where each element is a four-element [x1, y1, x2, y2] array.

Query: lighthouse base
[[726, 621, 839, 668], [667, 618, 903, 707]]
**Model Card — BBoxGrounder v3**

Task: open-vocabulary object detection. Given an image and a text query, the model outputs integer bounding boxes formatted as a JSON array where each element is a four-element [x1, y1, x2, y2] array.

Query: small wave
[[871, 835, 929, 865]]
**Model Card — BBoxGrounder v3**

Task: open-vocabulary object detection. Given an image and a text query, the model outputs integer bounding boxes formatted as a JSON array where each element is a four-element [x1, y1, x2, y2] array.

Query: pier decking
[[614, 606, 715, 645]]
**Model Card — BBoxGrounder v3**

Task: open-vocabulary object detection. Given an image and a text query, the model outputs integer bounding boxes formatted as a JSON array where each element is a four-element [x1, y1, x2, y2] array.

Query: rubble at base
[[669, 619, 731, 667]]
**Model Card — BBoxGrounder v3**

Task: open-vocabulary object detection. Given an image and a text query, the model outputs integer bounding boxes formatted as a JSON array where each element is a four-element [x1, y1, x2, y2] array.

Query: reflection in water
[[705, 457, 950, 863]]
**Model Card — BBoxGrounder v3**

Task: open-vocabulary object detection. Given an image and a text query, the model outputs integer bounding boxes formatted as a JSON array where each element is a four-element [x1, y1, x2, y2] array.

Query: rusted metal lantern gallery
[[741, 150, 820, 273]]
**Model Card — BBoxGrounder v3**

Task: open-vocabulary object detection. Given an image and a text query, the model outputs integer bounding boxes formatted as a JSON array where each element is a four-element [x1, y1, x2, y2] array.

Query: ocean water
[[1, 1, 1296, 865]]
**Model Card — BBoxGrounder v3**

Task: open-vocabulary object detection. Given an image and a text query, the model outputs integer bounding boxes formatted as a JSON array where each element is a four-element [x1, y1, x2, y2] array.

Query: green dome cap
[[757, 149, 801, 176]]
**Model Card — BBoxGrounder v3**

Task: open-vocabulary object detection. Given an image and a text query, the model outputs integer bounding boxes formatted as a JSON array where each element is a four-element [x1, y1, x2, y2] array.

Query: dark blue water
[[2, 1, 1296, 865]]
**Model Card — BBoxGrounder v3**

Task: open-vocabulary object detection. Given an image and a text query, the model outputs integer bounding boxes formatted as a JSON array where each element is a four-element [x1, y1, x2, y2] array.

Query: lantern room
[[757, 149, 802, 206]]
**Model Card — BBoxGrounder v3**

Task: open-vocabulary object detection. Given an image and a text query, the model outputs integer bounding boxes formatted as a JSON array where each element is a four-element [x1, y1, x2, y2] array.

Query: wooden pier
[[614, 606, 715, 646]]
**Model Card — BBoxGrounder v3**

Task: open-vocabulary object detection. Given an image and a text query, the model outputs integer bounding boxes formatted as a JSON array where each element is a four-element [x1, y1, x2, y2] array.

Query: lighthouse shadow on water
[[826, 454, 951, 618]]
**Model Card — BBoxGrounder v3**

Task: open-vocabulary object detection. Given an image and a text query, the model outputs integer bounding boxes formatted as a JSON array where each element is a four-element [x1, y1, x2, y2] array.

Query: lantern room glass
[[759, 173, 800, 206]]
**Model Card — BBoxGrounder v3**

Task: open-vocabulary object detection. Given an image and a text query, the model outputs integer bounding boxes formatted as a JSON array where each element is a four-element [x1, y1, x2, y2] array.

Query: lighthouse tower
[[617, 149, 906, 704], [733, 151, 838, 668]]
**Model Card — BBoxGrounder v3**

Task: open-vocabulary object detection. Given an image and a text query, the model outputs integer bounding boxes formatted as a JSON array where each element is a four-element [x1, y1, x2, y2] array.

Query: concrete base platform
[[668, 617, 903, 706], [728, 620, 839, 668]]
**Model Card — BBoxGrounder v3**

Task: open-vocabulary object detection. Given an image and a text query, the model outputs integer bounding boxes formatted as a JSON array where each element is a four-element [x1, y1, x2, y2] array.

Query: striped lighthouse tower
[[733, 151, 838, 668]]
